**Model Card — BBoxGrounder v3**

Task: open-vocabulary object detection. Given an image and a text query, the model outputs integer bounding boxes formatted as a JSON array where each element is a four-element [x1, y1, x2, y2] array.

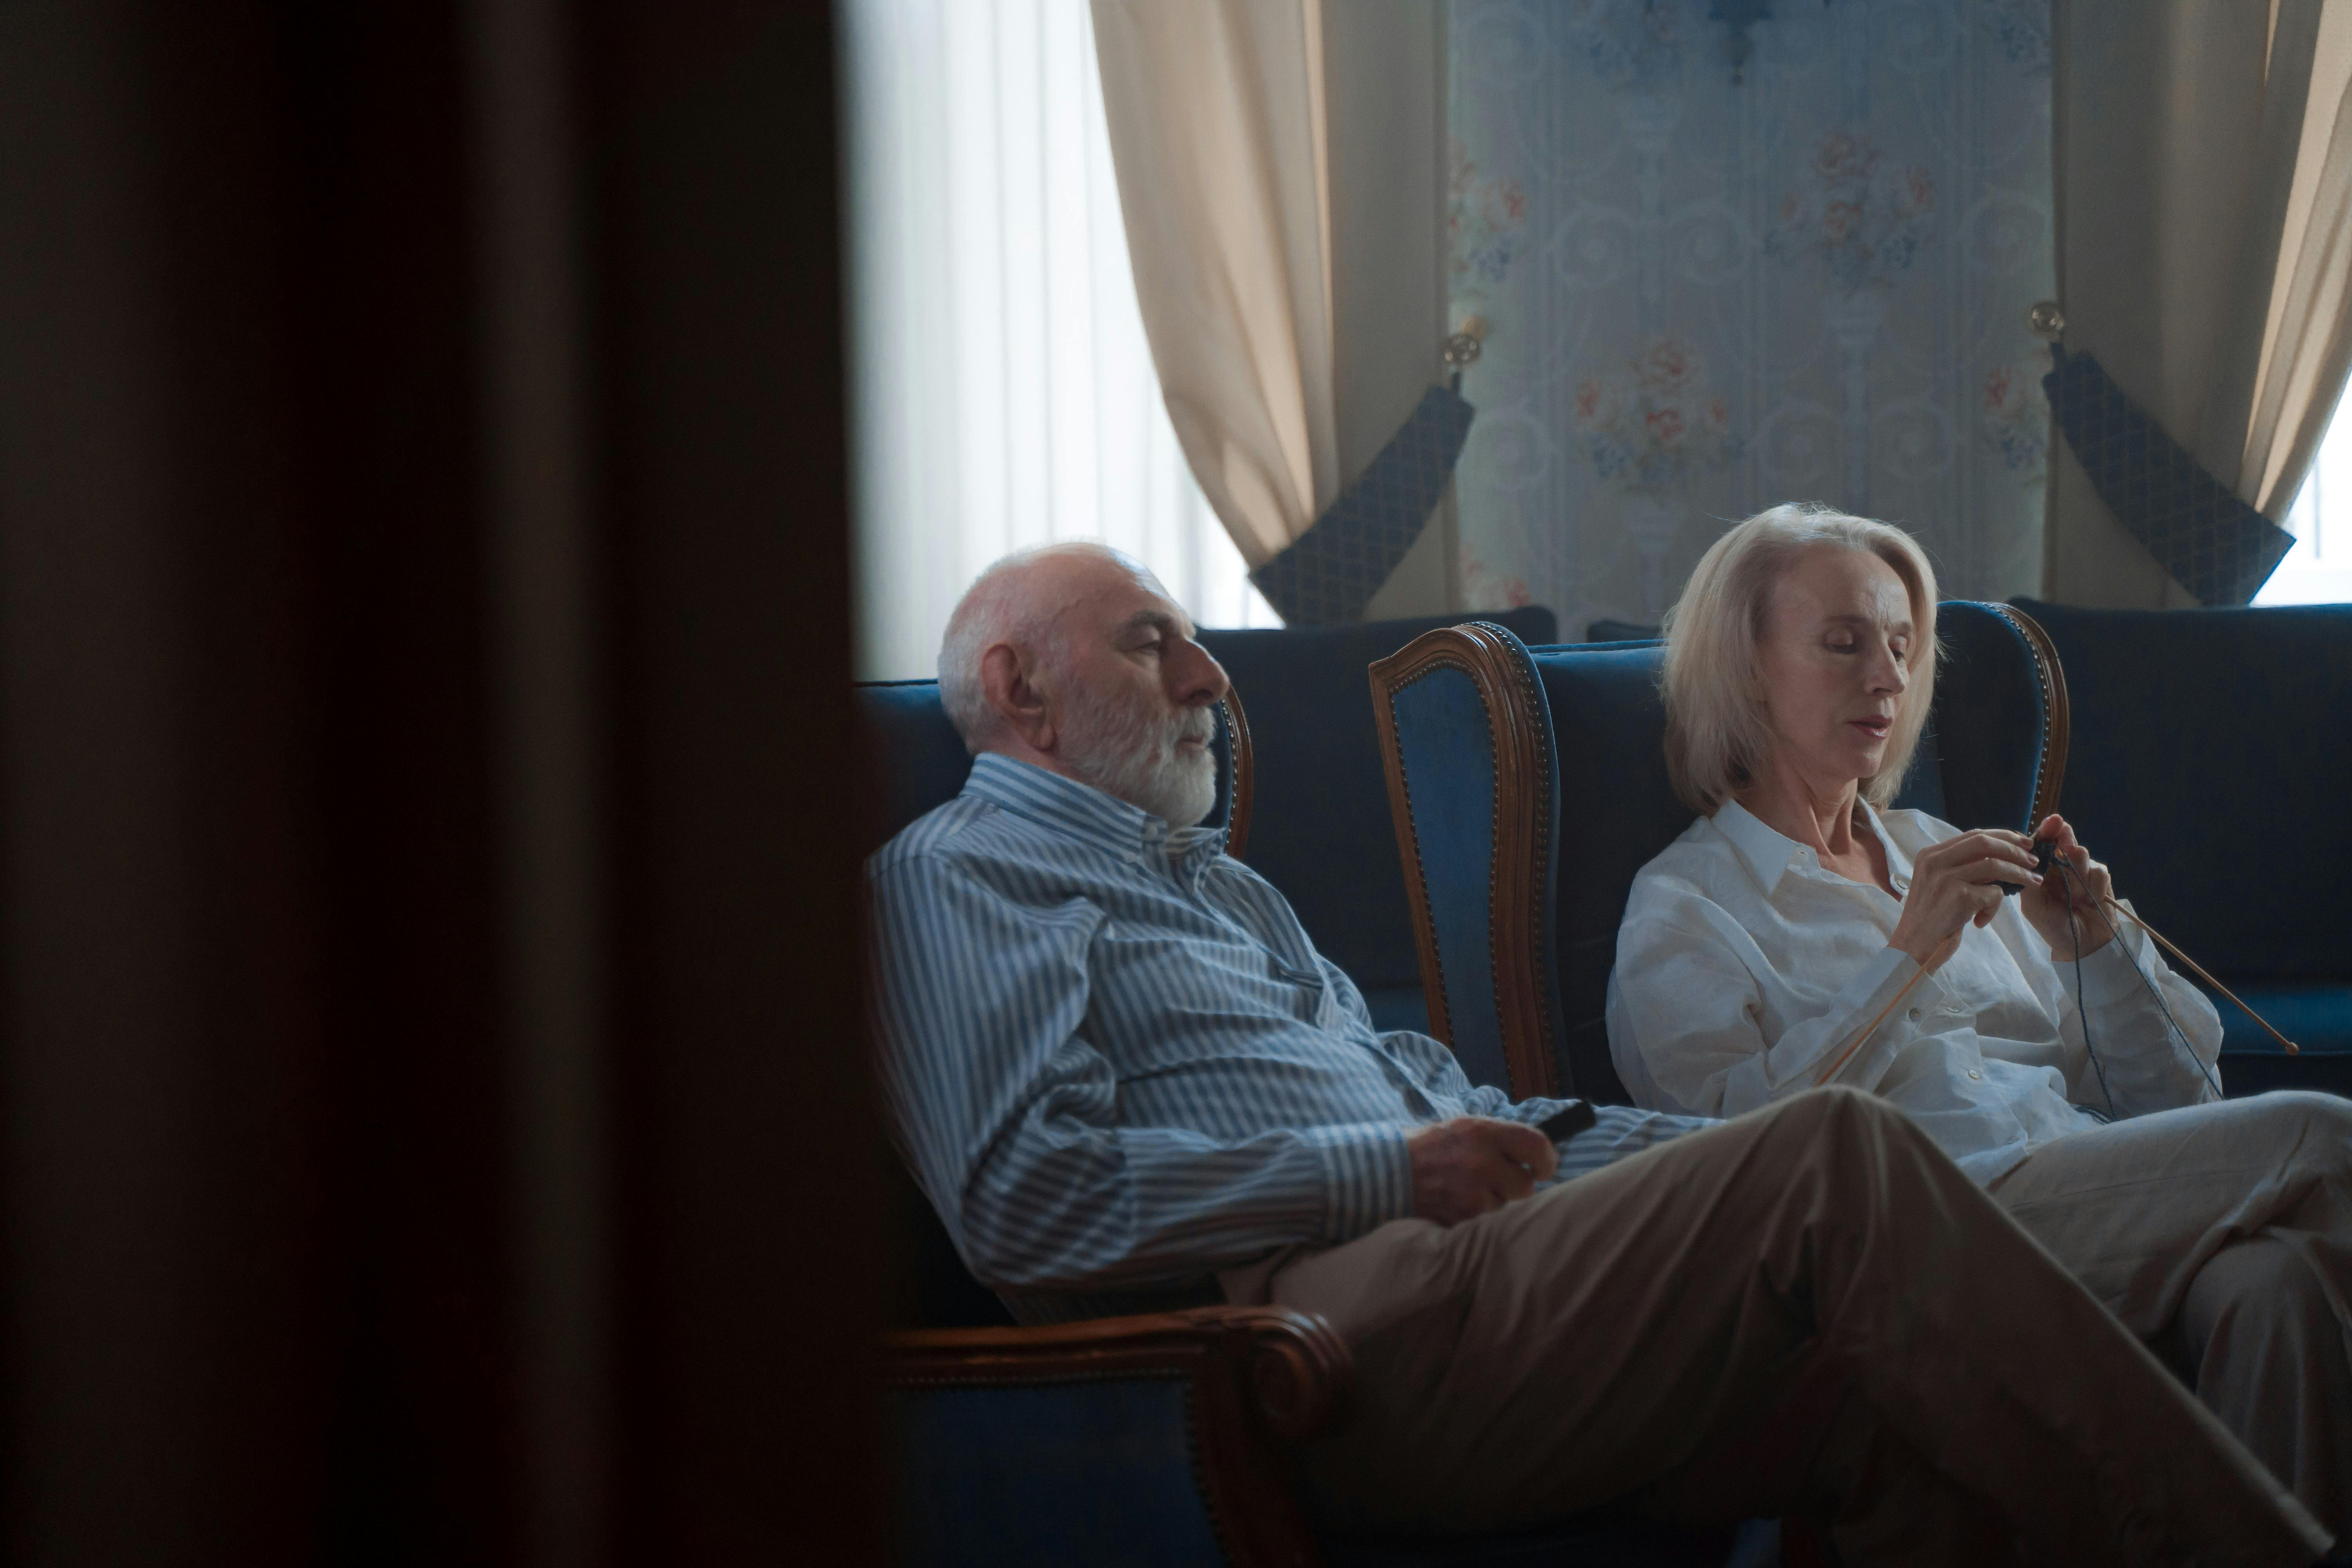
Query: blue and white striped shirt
[[867, 753, 1708, 1299]]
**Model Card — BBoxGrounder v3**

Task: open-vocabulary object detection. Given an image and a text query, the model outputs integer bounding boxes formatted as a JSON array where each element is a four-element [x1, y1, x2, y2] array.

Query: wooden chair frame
[[1987, 602, 2070, 825], [885, 1306, 1351, 1567], [1367, 622, 1563, 1100], [1220, 688, 1255, 860]]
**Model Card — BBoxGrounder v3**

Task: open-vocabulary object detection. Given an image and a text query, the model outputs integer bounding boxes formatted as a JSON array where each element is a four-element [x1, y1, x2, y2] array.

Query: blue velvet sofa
[[2009, 599, 2352, 1096]]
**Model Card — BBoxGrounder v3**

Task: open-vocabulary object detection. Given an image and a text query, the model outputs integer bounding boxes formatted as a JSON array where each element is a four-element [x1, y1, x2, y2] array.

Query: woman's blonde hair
[[1659, 502, 1940, 815]]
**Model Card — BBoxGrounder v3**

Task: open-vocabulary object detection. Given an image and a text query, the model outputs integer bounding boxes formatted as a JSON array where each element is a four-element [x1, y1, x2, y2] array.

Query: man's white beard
[[1060, 681, 1219, 828]]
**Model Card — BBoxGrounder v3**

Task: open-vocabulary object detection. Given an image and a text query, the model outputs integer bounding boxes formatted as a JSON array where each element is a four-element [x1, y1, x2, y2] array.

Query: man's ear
[[979, 642, 1056, 754]]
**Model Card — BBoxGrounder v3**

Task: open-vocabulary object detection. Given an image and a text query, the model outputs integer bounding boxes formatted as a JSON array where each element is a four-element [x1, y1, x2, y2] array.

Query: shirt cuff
[[1305, 1124, 1415, 1242], [2073, 911, 2154, 1009]]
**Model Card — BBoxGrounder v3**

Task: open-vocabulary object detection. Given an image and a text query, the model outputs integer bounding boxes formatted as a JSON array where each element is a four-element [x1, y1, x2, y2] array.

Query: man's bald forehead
[[993, 541, 1169, 611]]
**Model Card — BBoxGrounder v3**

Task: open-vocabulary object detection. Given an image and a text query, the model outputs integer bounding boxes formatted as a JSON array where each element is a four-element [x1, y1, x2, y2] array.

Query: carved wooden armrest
[[884, 1303, 1354, 1440], [884, 1306, 1354, 1567]]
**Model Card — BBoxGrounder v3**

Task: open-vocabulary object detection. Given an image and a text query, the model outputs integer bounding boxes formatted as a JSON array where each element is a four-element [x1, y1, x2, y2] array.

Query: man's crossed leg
[[1251, 1088, 2330, 1566]]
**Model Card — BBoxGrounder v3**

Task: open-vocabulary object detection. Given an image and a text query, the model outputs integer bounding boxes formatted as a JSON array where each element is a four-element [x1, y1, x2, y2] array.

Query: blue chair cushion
[[2210, 982, 2352, 1054], [1199, 607, 1557, 1012], [2011, 599, 2352, 983], [890, 1380, 1227, 1566], [2212, 983, 2352, 1099]]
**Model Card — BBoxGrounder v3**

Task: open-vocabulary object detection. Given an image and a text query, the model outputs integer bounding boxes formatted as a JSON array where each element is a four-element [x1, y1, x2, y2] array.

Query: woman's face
[[1753, 545, 1916, 793]]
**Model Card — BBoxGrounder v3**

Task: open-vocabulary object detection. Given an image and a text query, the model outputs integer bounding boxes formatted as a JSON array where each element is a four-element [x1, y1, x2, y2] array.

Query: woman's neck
[[1736, 757, 1867, 862]]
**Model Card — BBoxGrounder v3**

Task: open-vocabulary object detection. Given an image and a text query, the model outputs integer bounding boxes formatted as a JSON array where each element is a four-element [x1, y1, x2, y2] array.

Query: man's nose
[[1169, 638, 1230, 708]]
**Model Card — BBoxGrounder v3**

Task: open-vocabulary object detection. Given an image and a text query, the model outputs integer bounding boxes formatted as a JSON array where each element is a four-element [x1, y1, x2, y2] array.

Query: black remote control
[[1535, 1103, 1596, 1142]]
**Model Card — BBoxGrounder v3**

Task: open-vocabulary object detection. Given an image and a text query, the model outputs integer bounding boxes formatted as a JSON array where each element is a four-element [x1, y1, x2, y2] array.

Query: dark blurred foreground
[[0, 2, 875, 1561]]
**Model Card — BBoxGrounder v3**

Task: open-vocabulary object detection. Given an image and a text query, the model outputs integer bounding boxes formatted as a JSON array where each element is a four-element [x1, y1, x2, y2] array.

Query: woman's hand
[[2019, 813, 2118, 962], [1888, 828, 2042, 972]]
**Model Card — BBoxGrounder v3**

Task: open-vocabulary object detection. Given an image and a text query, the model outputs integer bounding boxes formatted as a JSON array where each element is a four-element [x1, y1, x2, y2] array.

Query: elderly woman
[[1608, 501, 2352, 1537]]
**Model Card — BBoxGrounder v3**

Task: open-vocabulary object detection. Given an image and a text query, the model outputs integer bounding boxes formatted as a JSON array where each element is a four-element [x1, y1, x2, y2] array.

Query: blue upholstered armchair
[[860, 659, 1753, 1568], [1367, 604, 2067, 1103]]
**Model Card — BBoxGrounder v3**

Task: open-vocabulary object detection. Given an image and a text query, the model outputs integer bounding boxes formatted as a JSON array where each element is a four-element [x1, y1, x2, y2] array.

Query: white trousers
[[1991, 1089, 2352, 1539]]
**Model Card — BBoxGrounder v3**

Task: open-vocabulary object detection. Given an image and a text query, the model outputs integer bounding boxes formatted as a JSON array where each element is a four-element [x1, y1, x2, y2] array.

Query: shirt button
[[1967, 1069, 1984, 1081], [1906, 1007, 1922, 1022]]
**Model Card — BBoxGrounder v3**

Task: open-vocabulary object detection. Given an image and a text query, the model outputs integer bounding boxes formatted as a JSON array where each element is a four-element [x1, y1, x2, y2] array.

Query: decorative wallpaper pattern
[[1447, 0, 2054, 633]]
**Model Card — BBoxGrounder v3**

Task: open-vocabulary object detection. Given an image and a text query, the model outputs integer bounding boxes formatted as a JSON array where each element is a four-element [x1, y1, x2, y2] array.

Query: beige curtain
[[1090, 0, 1450, 605], [2048, 0, 2352, 605], [1091, 0, 1339, 571]]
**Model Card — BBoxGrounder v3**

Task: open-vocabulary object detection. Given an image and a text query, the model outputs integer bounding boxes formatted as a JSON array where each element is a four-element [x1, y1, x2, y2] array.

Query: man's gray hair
[[938, 542, 1135, 752]]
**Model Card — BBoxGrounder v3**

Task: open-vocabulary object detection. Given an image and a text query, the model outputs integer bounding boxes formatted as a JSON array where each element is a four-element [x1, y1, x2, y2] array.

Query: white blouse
[[1606, 799, 2223, 1185]]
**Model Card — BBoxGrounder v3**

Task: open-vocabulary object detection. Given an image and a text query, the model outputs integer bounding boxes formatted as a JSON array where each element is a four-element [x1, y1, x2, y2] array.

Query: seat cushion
[[2212, 982, 2352, 1099]]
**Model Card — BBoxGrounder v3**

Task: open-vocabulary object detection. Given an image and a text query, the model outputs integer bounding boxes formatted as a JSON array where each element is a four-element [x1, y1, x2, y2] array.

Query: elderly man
[[868, 542, 2334, 1566]]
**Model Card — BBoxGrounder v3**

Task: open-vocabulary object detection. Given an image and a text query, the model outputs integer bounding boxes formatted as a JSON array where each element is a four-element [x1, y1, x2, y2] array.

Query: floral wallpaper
[[1447, 0, 2054, 633]]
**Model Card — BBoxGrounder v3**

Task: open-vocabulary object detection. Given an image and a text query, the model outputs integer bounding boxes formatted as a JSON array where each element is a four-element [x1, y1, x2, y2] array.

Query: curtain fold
[[1089, 0, 1340, 572], [2049, 0, 2352, 606]]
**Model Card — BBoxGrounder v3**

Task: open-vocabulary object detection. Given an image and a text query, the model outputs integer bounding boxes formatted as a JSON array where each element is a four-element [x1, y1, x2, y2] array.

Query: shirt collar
[[1710, 796, 1914, 897], [964, 753, 1225, 866]]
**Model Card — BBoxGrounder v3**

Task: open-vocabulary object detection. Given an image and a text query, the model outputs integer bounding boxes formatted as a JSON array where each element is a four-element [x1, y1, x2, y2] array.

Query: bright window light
[[842, 0, 1279, 683], [2256, 394, 2352, 605]]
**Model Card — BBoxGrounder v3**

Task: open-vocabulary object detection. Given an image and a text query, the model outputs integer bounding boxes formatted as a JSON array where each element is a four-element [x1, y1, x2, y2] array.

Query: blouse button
[[1906, 1007, 1922, 1022], [1967, 1069, 1984, 1081]]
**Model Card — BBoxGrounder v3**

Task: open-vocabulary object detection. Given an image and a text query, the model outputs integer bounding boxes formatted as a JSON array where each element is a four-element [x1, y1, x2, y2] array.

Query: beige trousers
[[1990, 1089, 2352, 1541], [1243, 1088, 2329, 1566]]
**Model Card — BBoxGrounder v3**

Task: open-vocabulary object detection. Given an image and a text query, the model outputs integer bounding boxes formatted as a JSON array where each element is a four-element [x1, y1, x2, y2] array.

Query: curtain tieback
[[2043, 345, 2296, 606], [1249, 383, 1475, 626]]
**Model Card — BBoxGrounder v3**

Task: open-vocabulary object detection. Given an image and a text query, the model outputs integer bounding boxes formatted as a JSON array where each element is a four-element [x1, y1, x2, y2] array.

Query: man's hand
[[1406, 1116, 1559, 1227]]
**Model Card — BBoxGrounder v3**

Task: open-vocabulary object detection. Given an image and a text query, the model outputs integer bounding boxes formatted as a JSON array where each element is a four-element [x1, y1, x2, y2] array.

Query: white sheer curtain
[[842, 0, 1280, 683]]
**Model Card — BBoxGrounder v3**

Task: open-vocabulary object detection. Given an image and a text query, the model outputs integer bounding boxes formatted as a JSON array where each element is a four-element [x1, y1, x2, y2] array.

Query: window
[[842, 0, 1279, 683], [2256, 395, 2352, 604]]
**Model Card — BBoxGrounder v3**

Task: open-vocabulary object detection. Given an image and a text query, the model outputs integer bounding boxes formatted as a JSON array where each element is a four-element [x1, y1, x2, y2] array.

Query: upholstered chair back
[[1198, 606, 1557, 1033], [1370, 603, 2067, 1104], [2007, 599, 2348, 985], [2006, 599, 2352, 1092]]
